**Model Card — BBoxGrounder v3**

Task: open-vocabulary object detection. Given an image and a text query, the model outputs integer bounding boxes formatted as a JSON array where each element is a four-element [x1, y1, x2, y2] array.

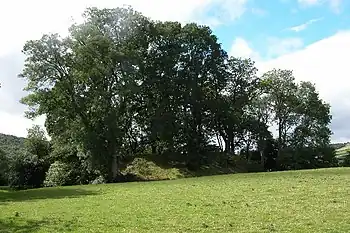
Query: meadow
[[1, 168, 350, 233]]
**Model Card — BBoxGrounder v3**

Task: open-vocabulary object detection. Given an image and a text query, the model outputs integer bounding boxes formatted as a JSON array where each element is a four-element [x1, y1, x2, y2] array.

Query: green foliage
[[229, 155, 265, 173], [90, 175, 106, 185], [276, 146, 337, 170], [124, 157, 184, 181], [1, 168, 350, 232], [5, 126, 51, 189], [44, 161, 73, 187], [20, 7, 154, 181], [342, 151, 350, 166], [15, 5, 335, 186], [0, 133, 25, 158], [24, 125, 51, 159], [7, 152, 48, 189], [0, 149, 9, 185]]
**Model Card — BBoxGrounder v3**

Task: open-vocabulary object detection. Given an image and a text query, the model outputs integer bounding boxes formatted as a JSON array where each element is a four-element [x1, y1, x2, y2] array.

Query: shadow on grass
[[0, 217, 78, 233], [0, 218, 46, 233], [0, 187, 99, 203]]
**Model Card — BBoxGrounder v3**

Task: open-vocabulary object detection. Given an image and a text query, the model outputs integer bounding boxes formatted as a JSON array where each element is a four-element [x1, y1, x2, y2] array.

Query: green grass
[[1, 168, 350, 233]]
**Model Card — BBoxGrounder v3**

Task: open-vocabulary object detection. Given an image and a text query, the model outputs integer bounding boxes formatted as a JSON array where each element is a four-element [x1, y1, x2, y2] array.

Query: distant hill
[[330, 142, 349, 150], [332, 142, 350, 163], [0, 133, 25, 157]]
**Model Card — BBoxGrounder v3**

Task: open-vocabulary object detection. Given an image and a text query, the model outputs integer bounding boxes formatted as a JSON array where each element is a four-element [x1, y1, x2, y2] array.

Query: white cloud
[[230, 36, 304, 60], [0, 0, 250, 137], [251, 8, 268, 16], [0, 112, 45, 138], [266, 37, 304, 58], [229, 31, 350, 142], [229, 38, 261, 60], [0, 0, 249, 56], [256, 31, 350, 142], [288, 17, 323, 32], [297, 0, 342, 12], [298, 0, 319, 5]]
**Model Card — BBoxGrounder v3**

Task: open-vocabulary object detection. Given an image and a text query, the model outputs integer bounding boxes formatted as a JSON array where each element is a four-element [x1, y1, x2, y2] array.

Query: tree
[[289, 81, 334, 168], [18, 5, 336, 183], [248, 94, 273, 165], [130, 21, 229, 167], [261, 69, 299, 153], [209, 58, 258, 154], [7, 126, 51, 189], [24, 125, 50, 159], [261, 69, 333, 169], [20, 7, 152, 182], [291, 81, 332, 148], [0, 148, 8, 185]]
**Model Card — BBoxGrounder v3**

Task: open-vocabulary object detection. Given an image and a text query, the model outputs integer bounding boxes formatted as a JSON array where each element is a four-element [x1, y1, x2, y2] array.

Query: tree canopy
[[0, 6, 335, 186]]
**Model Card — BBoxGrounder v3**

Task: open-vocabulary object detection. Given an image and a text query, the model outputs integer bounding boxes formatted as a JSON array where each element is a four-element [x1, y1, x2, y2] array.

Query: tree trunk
[[110, 153, 118, 182], [217, 134, 223, 152], [151, 145, 157, 154], [278, 118, 283, 159], [230, 137, 235, 154], [260, 150, 264, 165], [224, 139, 230, 153], [258, 138, 265, 165]]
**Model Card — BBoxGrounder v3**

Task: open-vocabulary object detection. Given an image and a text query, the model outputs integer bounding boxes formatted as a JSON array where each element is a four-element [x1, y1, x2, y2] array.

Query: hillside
[[0, 133, 25, 157], [330, 142, 349, 150], [335, 144, 350, 162], [1, 168, 349, 233]]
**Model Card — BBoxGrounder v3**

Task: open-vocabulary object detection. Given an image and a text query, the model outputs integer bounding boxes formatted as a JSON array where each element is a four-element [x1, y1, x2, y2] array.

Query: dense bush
[[91, 175, 106, 184], [342, 152, 350, 167], [7, 152, 49, 189], [0, 149, 9, 185], [276, 147, 338, 171], [229, 155, 265, 173], [124, 157, 184, 181], [44, 161, 74, 187]]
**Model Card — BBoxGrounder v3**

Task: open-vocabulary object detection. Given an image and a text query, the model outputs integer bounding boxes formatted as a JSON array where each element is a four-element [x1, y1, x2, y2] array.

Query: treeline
[[0, 6, 342, 189]]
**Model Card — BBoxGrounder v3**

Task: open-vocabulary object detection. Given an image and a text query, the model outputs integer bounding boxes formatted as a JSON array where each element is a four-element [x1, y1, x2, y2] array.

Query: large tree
[[261, 69, 299, 152], [261, 69, 333, 168], [132, 21, 229, 165], [213, 57, 261, 154], [20, 7, 152, 181]]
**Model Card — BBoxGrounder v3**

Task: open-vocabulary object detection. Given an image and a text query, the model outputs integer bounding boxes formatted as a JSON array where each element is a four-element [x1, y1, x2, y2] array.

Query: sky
[[0, 0, 349, 142]]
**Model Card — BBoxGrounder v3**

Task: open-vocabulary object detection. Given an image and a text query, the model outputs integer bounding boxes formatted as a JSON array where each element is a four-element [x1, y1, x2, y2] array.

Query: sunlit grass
[[1, 168, 350, 232]]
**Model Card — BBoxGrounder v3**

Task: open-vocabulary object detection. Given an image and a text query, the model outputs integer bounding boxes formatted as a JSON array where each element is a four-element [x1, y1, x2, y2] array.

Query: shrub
[[7, 152, 49, 189], [124, 157, 184, 181], [342, 152, 350, 167], [0, 149, 9, 185], [43, 161, 73, 187], [228, 155, 264, 173], [91, 175, 106, 184]]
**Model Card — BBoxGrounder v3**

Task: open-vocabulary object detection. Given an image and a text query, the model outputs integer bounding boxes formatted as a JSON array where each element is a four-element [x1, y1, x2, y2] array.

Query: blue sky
[[0, 0, 350, 142], [212, 0, 350, 59]]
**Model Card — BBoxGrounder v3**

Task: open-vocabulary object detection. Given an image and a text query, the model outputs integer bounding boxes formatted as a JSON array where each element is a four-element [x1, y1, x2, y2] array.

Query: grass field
[[1, 168, 350, 233]]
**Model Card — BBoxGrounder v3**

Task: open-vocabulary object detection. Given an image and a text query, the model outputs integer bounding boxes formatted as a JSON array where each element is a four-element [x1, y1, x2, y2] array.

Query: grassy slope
[[335, 145, 350, 162], [336, 145, 350, 154], [1, 168, 350, 233]]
